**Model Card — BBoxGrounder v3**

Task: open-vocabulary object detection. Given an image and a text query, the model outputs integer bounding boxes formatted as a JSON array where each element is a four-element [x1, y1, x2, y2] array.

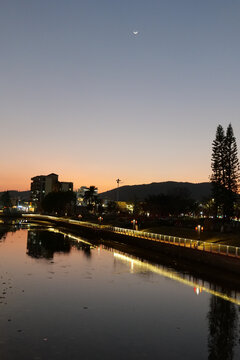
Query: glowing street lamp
[[131, 219, 137, 230], [195, 225, 204, 240]]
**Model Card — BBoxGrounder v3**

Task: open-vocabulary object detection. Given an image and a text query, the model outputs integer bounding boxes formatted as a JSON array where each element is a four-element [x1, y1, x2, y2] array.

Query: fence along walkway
[[108, 226, 240, 259], [25, 215, 240, 259]]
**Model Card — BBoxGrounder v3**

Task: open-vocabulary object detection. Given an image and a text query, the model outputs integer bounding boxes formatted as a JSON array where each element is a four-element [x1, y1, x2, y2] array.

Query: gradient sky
[[1, 0, 240, 192]]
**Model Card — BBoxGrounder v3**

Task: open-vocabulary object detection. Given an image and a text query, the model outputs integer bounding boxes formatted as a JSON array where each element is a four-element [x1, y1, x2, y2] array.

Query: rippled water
[[0, 224, 240, 359]]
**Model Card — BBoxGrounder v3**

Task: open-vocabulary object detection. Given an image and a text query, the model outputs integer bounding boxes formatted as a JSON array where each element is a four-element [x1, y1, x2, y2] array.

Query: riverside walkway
[[24, 214, 240, 260]]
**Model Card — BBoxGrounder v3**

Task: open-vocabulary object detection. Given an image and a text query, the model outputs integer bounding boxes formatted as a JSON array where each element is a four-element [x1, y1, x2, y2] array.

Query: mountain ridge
[[0, 190, 31, 201], [99, 181, 211, 202]]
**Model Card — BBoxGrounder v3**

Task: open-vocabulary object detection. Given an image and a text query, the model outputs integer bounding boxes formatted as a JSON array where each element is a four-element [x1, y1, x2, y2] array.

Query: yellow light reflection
[[113, 252, 240, 306], [47, 227, 94, 247]]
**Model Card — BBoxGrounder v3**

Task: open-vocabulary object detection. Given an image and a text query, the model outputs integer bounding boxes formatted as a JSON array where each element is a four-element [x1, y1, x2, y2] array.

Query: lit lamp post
[[131, 219, 137, 230], [195, 225, 204, 240]]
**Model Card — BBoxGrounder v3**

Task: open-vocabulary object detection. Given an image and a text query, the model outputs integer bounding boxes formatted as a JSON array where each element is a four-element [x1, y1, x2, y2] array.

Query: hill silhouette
[[0, 190, 31, 201], [99, 181, 211, 202]]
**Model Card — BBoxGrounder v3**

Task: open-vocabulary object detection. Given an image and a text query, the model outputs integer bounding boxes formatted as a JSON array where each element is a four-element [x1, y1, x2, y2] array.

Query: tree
[[106, 201, 119, 214], [83, 186, 98, 212], [144, 188, 195, 217], [41, 191, 76, 215], [0, 191, 12, 208], [210, 124, 240, 218], [210, 125, 226, 216], [223, 124, 240, 217]]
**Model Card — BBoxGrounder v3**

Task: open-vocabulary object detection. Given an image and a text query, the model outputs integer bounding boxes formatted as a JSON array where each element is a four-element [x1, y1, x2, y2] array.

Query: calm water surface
[[0, 224, 240, 360]]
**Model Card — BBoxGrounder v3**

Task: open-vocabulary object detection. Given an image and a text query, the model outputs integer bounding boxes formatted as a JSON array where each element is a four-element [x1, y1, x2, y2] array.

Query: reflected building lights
[[194, 287, 203, 295]]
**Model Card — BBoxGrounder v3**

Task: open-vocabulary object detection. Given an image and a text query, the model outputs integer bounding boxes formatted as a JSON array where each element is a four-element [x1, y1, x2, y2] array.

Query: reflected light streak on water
[[46, 226, 240, 306], [113, 252, 240, 306], [0, 225, 240, 360]]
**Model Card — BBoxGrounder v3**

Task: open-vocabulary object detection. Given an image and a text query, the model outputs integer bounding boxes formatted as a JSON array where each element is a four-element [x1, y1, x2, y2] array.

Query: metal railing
[[109, 226, 240, 259], [24, 214, 240, 259]]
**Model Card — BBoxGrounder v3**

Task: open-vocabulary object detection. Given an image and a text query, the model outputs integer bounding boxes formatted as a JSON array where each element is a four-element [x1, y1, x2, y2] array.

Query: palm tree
[[83, 186, 98, 208]]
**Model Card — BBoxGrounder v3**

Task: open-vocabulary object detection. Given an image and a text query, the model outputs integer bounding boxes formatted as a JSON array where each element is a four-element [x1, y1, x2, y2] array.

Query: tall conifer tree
[[211, 125, 225, 215], [224, 124, 239, 193], [223, 124, 240, 216], [211, 124, 240, 218]]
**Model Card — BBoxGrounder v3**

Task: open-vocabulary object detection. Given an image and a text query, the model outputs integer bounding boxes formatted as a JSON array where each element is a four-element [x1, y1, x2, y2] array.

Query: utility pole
[[116, 178, 121, 202]]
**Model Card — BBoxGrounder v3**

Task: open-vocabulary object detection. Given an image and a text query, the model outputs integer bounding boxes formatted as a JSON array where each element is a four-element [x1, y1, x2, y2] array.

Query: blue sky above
[[1, 0, 240, 191]]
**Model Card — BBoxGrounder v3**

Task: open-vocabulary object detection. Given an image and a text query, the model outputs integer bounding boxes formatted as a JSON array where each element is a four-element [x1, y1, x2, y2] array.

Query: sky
[[1, 0, 240, 192]]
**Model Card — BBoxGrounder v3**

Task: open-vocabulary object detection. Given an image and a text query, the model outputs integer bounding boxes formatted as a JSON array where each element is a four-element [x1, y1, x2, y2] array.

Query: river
[[0, 222, 240, 359]]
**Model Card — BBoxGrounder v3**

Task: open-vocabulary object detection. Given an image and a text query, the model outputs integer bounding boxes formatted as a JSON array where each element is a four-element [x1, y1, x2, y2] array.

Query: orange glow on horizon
[[0, 171, 210, 193]]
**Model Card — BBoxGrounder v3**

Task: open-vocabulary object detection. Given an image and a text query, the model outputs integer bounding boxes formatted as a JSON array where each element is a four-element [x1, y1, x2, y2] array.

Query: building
[[31, 173, 73, 210], [45, 173, 59, 195], [60, 182, 73, 192]]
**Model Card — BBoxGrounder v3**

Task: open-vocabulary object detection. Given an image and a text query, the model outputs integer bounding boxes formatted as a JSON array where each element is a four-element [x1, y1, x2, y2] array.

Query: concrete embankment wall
[[100, 229, 240, 275], [22, 215, 240, 276]]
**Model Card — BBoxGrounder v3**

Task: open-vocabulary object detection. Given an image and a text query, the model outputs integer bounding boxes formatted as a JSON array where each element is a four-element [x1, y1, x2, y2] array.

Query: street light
[[195, 225, 204, 240], [131, 219, 137, 230]]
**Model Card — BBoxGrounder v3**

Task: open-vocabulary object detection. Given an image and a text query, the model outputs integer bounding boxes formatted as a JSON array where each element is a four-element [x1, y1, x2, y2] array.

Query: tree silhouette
[[223, 124, 240, 217], [144, 187, 195, 217], [41, 191, 76, 215], [0, 191, 12, 208], [211, 125, 226, 216], [210, 124, 240, 218], [83, 186, 98, 205]]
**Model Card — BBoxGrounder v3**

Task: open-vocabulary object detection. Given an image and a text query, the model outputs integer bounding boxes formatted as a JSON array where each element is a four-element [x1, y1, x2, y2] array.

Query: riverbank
[[21, 215, 240, 276], [68, 215, 240, 246], [2, 213, 240, 276], [2, 212, 240, 245], [2, 214, 240, 290], [142, 225, 240, 246]]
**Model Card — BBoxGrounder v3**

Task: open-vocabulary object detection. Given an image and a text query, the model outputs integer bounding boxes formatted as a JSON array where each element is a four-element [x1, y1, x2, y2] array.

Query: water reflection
[[0, 220, 19, 241], [27, 230, 71, 259], [1, 225, 240, 359], [26, 227, 240, 307], [113, 250, 240, 359], [27, 229, 93, 259], [208, 295, 238, 359], [111, 250, 240, 306], [0, 230, 7, 241]]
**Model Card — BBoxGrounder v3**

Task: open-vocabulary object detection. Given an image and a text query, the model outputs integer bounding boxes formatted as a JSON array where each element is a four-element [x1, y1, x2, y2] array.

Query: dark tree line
[[211, 124, 240, 218], [41, 191, 76, 215], [143, 188, 196, 217], [0, 191, 12, 208]]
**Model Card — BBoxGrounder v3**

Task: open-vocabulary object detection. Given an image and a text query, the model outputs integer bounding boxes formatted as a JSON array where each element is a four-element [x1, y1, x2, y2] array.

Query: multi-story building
[[31, 173, 73, 210], [44, 173, 59, 195], [60, 182, 73, 192]]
